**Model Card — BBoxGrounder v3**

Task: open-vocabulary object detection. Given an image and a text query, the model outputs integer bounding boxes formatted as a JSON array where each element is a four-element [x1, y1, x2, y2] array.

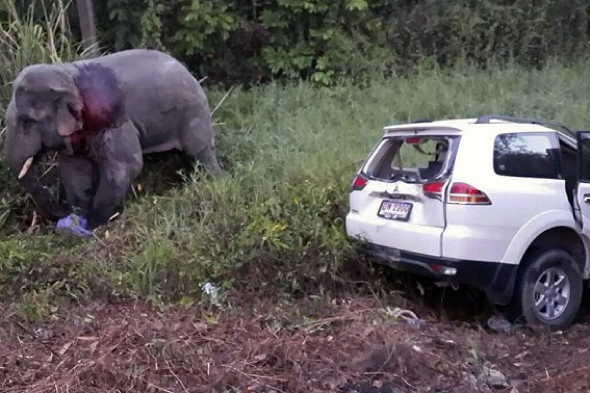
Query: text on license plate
[[377, 200, 413, 221]]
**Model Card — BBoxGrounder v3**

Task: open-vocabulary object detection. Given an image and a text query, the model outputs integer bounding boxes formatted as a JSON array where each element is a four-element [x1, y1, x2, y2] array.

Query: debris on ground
[[2, 293, 590, 393], [464, 363, 510, 390], [487, 314, 515, 334], [383, 306, 426, 328]]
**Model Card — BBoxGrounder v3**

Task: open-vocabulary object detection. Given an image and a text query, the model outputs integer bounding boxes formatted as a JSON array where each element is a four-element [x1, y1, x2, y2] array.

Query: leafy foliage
[[172, 0, 236, 56], [384, 0, 588, 69], [138, 0, 165, 50], [54, 0, 590, 85]]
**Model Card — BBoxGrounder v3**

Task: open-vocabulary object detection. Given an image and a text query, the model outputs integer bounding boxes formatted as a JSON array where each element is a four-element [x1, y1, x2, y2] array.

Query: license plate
[[377, 200, 413, 221]]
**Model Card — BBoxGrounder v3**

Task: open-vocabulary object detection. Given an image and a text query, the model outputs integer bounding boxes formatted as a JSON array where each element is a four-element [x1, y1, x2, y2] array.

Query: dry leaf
[[254, 353, 267, 362], [58, 341, 73, 356], [515, 351, 530, 360], [153, 320, 163, 331], [362, 326, 375, 338], [77, 336, 99, 341]]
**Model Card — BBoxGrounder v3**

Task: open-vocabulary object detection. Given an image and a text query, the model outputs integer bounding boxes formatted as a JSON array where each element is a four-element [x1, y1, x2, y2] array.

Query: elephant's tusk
[[18, 156, 34, 179]]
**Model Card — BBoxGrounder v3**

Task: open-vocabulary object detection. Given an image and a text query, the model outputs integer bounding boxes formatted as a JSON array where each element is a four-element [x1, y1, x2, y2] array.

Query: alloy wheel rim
[[533, 267, 571, 321]]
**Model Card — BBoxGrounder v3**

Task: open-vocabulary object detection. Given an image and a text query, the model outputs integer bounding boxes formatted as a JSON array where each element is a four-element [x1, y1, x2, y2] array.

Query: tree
[[76, 0, 99, 56]]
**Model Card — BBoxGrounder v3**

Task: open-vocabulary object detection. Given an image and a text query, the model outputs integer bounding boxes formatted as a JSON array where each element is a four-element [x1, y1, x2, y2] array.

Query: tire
[[510, 247, 583, 330]]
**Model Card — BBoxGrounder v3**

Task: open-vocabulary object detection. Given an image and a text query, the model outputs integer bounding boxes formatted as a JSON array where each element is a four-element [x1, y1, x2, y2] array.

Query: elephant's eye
[[19, 117, 36, 132]]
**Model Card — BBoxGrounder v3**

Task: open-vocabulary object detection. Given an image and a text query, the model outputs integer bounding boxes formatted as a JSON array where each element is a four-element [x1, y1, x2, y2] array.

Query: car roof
[[382, 116, 577, 141]]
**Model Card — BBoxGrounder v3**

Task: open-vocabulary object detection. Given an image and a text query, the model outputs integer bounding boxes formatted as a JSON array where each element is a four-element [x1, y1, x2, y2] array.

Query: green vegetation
[[92, 0, 590, 85], [3, 1, 590, 321], [5, 0, 589, 85]]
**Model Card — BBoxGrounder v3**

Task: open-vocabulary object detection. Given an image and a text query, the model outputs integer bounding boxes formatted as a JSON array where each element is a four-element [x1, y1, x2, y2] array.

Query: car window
[[493, 132, 561, 179], [578, 136, 590, 182], [366, 136, 454, 183]]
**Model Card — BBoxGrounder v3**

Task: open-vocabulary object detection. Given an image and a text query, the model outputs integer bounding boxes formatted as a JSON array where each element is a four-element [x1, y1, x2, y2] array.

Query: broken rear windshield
[[365, 136, 455, 183]]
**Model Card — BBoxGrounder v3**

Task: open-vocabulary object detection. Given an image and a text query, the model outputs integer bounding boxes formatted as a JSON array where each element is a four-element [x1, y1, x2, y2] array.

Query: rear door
[[349, 131, 460, 257], [574, 132, 590, 238]]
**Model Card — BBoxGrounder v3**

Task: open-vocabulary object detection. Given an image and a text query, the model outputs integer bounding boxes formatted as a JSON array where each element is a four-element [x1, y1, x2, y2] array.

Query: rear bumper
[[345, 212, 443, 257], [359, 242, 518, 305]]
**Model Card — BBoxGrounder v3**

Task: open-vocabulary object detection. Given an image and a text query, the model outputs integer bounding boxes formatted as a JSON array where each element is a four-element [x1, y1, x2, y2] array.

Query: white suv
[[346, 115, 590, 330]]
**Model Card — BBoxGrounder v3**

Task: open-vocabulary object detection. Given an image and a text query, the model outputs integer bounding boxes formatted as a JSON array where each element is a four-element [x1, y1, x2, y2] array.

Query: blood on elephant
[[70, 64, 125, 154]]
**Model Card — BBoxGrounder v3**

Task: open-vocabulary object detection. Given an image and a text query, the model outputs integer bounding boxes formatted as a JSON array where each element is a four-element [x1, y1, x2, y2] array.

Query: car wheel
[[514, 247, 583, 330]]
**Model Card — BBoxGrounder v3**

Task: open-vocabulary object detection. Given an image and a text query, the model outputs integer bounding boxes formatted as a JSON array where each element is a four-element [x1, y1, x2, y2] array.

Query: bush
[[384, 0, 589, 69], [5, 1, 589, 86], [92, 0, 589, 84]]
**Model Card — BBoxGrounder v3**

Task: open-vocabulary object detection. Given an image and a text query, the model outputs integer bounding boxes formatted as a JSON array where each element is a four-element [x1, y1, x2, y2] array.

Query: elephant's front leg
[[58, 153, 98, 217], [54, 154, 99, 236], [86, 123, 144, 230]]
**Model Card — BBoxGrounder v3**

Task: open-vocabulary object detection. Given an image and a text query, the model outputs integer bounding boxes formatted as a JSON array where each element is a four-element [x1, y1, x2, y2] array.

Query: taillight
[[351, 173, 368, 191], [423, 181, 445, 199], [423, 181, 491, 205], [448, 182, 491, 205]]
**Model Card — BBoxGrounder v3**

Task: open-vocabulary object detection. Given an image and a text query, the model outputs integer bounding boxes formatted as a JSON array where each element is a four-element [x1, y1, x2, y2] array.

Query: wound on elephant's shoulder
[[74, 63, 125, 134]]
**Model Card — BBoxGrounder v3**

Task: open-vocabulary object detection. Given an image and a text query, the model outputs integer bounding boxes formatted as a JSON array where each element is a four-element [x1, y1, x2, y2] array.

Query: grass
[[6, 62, 590, 317], [6, 2, 590, 322]]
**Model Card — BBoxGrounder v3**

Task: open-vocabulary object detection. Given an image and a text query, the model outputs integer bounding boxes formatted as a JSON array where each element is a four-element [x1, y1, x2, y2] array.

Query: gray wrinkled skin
[[3, 49, 223, 230]]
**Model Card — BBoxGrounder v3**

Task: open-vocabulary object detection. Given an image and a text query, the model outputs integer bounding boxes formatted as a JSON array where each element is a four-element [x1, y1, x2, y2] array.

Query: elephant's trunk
[[3, 125, 64, 219], [4, 117, 41, 175]]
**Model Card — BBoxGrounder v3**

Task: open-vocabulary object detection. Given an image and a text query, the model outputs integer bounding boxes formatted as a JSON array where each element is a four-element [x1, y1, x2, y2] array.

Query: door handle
[[584, 194, 590, 204]]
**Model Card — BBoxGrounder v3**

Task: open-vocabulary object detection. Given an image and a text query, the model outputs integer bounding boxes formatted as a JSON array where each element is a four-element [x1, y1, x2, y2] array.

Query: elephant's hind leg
[[178, 114, 224, 176], [195, 145, 224, 175]]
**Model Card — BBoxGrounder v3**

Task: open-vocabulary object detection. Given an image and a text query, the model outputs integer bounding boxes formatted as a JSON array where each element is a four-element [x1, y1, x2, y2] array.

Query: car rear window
[[365, 135, 455, 183]]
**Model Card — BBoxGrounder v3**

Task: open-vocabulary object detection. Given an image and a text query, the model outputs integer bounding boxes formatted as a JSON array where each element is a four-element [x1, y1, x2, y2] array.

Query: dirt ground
[[3, 277, 590, 393]]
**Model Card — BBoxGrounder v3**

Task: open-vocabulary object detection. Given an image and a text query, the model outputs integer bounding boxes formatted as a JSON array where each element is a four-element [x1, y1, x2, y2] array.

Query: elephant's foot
[[195, 146, 225, 176]]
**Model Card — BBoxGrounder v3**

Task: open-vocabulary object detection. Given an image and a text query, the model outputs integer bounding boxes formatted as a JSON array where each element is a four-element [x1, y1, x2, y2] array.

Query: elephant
[[3, 48, 223, 236]]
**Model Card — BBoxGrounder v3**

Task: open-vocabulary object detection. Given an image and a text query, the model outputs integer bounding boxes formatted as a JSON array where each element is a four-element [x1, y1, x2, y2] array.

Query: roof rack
[[474, 114, 574, 135]]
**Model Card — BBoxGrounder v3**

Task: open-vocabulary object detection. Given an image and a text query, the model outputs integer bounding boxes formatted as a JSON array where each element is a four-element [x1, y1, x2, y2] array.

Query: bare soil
[[3, 279, 590, 393]]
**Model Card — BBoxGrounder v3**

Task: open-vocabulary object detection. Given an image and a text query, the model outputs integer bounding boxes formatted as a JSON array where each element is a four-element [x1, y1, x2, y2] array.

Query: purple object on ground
[[56, 214, 92, 238]]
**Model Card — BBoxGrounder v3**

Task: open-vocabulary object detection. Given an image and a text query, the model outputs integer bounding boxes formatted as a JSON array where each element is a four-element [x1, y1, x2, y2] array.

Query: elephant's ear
[[56, 95, 83, 137]]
